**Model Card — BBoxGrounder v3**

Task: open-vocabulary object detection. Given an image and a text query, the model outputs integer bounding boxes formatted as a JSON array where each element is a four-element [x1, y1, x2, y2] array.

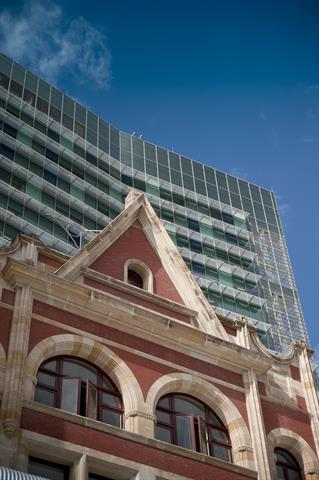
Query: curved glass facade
[[0, 52, 308, 351]]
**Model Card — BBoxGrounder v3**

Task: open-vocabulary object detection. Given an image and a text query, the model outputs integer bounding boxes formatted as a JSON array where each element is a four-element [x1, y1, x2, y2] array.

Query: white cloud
[[229, 168, 250, 180], [0, 0, 111, 89], [259, 111, 266, 121]]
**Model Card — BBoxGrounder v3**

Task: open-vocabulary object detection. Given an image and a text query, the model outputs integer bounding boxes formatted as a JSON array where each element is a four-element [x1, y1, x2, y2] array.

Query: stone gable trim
[[82, 267, 198, 320], [3, 258, 272, 375]]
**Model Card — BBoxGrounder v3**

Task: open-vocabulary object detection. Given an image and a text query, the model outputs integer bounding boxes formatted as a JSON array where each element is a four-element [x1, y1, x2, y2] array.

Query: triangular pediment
[[56, 191, 228, 339]]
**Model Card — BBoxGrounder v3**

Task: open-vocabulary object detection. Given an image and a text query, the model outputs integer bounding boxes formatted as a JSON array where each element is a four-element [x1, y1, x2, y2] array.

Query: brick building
[[0, 191, 318, 480]]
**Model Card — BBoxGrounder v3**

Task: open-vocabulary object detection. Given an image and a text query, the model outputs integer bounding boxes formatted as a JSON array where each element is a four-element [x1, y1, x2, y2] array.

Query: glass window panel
[[211, 428, 229, 442], [38, 79, 50, 100], [176, 415, 194, 449], [29, 458, 68, 480], [181, 156, 192, 175], [212, 444, 231, 461], [34, 387, 55, 406], [157, 396, 170, 408], [25, 71, 37, 92], [219, 188, 230, 205], [169, 152, 180, 171], [155, 426, 172, 443], [61, 378, 80, 414], [37, 372, 56, 387], [156, 410, 171, 424], [183, 174, 194, 191], [62, 113, 73, 130], [216, 171, 228, 189], [132, 137, 144, 156], [0, 54, 12, 75], [276, 466, 285, 479], [192, 162, 204, 180], [62, 359, 97, 383], [145, 159, 157, 176], [170, 169, 183, 187], [101, 393, 121, 408], [175, 396, 204, 417], [157, 147, 168, 166], [23, 88, 36, 106], [144, 141, 156, 160], [100, 409, 121, 427], [0, 72, 10, 89], [195, 179, 206, 195], [206, 183, 219, 200], [10, 79, 23, 97], [158, 165, 170, 181]]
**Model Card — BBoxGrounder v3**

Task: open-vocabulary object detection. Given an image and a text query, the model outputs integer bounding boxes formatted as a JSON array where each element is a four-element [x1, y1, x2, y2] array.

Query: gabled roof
[[56, 190, 228, 339]]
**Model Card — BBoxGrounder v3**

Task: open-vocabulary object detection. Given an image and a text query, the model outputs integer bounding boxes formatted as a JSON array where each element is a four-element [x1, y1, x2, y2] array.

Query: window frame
[[155, 393, 232, 462], [35, 356, 123, 428], [275, 448, 303, 480]]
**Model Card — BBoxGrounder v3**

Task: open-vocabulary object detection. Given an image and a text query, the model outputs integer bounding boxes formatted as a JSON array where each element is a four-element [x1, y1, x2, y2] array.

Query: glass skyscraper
[[0, 52, 308, 351]]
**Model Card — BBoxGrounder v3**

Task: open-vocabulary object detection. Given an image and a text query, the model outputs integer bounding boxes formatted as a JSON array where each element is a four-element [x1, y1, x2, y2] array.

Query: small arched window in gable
[[124, 259, 153, 293], [275, 448, 302, 480], [128, 269, 144, 288]]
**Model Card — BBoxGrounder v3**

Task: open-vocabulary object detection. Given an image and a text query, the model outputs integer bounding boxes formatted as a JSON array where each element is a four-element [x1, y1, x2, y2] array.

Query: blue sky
[[1, 0, 318, 353]]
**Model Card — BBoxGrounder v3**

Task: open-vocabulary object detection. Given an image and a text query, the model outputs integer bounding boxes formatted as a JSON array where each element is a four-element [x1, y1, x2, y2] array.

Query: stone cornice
[[22, 400, 258, 479], [82, 267, 198, 320], [2, 258, 273, 375]]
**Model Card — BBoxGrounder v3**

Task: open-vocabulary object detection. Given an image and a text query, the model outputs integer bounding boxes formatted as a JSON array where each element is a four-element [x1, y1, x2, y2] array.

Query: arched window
[[155, 393, 232, 462], [275, 448, 302, 480], [128, 269, 143, 288], [35, 357, 123, 427], [124, 259, 153, 292]]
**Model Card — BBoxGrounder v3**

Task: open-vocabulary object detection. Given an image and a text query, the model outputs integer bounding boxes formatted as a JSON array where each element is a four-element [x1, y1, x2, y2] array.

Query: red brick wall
[[31, 303, 243, 388], [21, 409, 253, 480], [38, 254, 65, 269], [0, 306, 13, 354], [261, 399, 315, 451], [290, 366, 301, 382], [90, 222, 184, 304], [1, 288, 15, 305]]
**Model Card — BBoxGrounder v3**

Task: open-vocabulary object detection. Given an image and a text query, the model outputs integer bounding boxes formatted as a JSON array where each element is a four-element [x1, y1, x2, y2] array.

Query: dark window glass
[[187, 217, 200, 232], [49, 105, 61, 122], [275, 449, 302, 480], [169, 152, 180, 171], [35, 357, 123, 427], [157, 147, 169, 166], [189, 239, 203, 254], [3, 123, 17, 139], [74, 121, 85, 138], [128, 269, 143, 288], [0, 143, 14, 160], [158, 165, 170, 182], [29, 457, 69, 480], [156, 394, 232, 462], [23, 88, 36, 107], [62, 113, 73, 131], [0, 73, 10, 89], [48, 128, 60, 143], [36, 97, 49, 114], [181, 156, 193, 175], [207, 183, 219, 200], [10, 79, 23, 97], [193, 162, 204, 180]]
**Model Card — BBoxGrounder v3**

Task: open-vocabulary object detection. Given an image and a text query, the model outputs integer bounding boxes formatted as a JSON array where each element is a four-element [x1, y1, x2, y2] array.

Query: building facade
[[0, 52, 309, 353], [0, 190, 319, 480]]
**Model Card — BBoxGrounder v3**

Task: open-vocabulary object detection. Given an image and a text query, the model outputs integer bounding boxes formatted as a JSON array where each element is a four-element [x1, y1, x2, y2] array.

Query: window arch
[[35, 356, 123, 427], [155, 393, 232, 462], [124, 259, 153, 292], [275, 448, 302, 480]]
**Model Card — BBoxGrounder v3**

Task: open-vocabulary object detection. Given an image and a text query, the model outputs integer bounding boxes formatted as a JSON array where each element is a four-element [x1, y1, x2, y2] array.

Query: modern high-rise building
[[0, 51, 308, 352]]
